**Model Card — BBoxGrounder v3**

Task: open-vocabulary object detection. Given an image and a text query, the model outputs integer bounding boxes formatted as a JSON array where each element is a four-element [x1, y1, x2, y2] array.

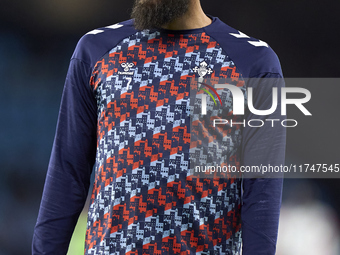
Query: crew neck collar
[[153, 15, 218, 35]]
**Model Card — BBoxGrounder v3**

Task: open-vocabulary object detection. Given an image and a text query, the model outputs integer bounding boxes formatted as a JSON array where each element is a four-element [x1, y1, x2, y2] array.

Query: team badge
[[192, 61, 213, 78]]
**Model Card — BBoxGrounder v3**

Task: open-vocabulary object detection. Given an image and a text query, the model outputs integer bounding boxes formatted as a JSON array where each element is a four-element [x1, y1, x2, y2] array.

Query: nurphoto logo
[[198, 82, 312, 128]]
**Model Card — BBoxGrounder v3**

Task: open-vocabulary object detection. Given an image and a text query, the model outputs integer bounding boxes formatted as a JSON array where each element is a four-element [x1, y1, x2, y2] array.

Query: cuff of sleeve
[[242, 220, 277, 255]]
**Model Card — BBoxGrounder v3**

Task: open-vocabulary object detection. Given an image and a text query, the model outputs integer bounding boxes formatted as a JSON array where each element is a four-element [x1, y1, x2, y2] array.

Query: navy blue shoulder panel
[[72, 19, 137, 69], [204, 17, 283, 78]]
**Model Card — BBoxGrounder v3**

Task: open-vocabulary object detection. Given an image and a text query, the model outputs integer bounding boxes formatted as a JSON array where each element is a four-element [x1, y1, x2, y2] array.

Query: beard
[[131, 0, 190, 30]]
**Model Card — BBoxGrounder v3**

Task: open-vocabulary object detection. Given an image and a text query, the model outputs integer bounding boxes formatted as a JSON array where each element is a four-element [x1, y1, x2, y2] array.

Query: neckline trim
[[153, 15, 218, 35]]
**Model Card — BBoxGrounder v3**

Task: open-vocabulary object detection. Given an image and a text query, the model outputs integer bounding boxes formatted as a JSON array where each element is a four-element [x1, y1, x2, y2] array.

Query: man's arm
[[32, 58, 97, 254], [241, 73, 286, 255]]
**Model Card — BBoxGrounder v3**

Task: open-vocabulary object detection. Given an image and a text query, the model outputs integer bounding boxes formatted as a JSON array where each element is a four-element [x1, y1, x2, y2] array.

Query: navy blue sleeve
[[32, 58, 97, 254], [241, 73, 286, 255]]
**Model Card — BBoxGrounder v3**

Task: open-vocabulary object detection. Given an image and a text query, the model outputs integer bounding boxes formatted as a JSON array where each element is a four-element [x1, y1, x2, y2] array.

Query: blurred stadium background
[[0, 0, 339, 254]]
